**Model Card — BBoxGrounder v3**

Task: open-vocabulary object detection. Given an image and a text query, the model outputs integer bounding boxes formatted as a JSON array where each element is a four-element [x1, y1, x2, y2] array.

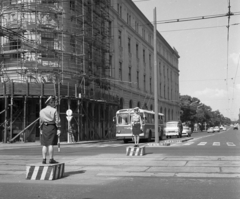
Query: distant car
[[233, 124, 238, 130], [222, 126, 227, 131], [213, 126, 220, 132], [182, 126, 192, 137], [207, 127, 214, 133]]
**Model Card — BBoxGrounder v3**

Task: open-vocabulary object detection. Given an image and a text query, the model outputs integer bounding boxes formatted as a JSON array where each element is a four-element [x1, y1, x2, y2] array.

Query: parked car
[[220, 126, 227, 131], [165, 121, 182, 138], [207, 127, 214, 133], [182, 126, 192, 137], [213, 126, 220, 132], [233, 124, 238, 130]]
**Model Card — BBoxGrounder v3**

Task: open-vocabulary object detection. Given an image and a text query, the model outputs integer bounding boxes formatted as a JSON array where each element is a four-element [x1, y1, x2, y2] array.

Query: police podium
[[26, 163, 65, 180], [126, 146, 145, 156]]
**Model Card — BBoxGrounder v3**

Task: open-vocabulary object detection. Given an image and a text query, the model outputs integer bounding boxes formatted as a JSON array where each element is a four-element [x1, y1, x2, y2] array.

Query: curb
[[0, 139, 118, 149], [147, 137, 193, 147]]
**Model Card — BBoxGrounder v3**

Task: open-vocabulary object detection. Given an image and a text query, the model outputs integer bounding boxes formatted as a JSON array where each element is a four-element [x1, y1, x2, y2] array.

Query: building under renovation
[[0, 0, 119, 143], [0, 0, 181, 143]]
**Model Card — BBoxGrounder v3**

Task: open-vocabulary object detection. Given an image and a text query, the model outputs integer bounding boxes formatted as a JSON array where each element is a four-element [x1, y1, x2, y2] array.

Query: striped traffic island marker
[[26, 163, 65, 180], [126, 146, 145, 156]]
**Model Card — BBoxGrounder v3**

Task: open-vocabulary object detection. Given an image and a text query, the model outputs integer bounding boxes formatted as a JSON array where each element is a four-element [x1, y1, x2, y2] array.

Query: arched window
[[144, 103, 148, 110], [129, 100, 133, 108], [160, 107, 162, 113], [150, 104, 153, 111], [120, 98, 124, 109], [168, 109, 170, 121], [137, 101, 141, 108]]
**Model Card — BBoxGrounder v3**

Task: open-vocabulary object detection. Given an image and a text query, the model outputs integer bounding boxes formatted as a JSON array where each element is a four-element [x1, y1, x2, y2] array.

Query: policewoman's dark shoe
[[49, 159, 59, 164], [42, 159, 46, 164]]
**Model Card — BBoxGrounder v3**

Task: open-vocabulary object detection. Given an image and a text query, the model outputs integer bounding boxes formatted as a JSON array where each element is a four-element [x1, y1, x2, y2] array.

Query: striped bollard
[[126, 146, 145, 156], [26, 163, 65, 180]]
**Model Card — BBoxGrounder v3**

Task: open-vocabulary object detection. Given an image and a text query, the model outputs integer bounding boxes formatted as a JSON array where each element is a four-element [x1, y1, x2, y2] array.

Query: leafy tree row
[[180, 95, 231, 131]]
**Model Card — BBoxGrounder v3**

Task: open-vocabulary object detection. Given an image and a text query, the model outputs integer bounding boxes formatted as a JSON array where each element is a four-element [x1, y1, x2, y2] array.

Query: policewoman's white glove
[[57, 130, 61, 136]]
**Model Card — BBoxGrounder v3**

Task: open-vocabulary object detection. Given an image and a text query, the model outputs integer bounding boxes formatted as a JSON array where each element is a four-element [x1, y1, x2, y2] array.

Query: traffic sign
[[66, 116, 73, 122], [66, 109, 73, 116]]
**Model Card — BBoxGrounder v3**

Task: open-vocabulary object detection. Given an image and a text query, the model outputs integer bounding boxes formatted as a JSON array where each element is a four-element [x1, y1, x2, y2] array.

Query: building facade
[[0, 0, 180, 143], [109, 0, 180, 122]]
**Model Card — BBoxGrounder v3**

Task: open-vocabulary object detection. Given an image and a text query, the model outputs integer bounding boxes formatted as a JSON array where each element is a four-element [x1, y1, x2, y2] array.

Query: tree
[[180, 94, 232, 130]]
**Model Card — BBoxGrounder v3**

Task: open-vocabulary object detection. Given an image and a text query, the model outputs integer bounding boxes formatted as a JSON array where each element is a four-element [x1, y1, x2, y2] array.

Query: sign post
[[66, 109, 73, 143]]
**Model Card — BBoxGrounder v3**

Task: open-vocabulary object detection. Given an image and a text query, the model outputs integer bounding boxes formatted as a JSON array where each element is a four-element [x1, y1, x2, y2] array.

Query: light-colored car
[[213, 126, 220, 132], [164, 121, 182, 138], [182, 126, 192, 137], [221, 126, 227, 131], [207, 127, 214, 133]]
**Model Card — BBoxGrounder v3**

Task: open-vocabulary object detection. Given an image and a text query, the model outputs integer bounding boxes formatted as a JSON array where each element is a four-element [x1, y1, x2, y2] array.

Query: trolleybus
[[115, 108, 165, 143]]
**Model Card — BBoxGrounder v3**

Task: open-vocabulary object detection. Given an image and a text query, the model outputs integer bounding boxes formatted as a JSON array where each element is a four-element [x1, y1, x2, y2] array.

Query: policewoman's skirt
[[41, 124, 58, 146], [132, 122, 141, 136]]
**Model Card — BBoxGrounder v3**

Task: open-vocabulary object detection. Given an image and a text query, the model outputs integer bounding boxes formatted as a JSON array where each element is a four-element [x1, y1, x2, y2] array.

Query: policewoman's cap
[[45, 96, 55, 104], [133, 107, 139, 110]]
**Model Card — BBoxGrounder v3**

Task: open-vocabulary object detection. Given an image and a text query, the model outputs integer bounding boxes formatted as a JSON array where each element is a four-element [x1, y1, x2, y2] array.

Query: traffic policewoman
[[40, 96, 61, 164], [131, 107, 143, 147]]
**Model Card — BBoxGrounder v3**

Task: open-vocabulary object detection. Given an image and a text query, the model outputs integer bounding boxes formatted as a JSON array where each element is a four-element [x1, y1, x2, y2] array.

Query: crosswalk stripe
[[98, 144, 111, 147], [198, 142, 207, 146], [226, 142, 236, 146], [183, 142, 194, 146], [213, 142, 220, 146]]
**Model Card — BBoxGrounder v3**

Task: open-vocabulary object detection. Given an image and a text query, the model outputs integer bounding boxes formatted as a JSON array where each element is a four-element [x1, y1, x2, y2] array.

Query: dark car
[[233, 124, 238, 130]]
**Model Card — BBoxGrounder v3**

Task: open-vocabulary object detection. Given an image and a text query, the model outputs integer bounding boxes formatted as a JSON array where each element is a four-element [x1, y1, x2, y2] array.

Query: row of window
[[118, 61, 178, 101], [116, 1, 177, 67], [118, 30, 177, 82]]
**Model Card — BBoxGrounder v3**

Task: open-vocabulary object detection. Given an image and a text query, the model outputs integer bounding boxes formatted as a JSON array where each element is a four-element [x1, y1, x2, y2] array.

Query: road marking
[[213, 142, 220, 146], [198, 142, 207, 146], [183, 142, 194, 145], [226, 142, 236, 146], [98, 144, 111, 147]]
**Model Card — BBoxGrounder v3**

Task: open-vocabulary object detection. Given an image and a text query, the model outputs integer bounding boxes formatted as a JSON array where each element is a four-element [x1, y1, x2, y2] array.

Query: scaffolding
[[0, 0, 118, 143]]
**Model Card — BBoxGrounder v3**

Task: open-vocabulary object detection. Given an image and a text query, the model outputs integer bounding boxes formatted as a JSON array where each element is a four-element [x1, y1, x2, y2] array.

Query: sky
[[134, 0, 240, 121]]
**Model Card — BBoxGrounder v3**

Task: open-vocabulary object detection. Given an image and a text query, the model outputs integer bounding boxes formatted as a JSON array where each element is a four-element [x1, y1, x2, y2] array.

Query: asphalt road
[[0, 126, 240, 199]]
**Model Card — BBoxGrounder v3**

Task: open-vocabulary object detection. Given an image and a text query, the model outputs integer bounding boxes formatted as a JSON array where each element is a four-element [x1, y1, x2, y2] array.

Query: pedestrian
[[178, 120, 183, 138], [39, 96, 61, 164], [131, 107, 143, 147]]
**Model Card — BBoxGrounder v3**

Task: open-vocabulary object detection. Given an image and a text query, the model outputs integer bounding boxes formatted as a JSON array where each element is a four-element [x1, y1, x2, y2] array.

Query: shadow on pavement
[[64, 170, 86, 178]]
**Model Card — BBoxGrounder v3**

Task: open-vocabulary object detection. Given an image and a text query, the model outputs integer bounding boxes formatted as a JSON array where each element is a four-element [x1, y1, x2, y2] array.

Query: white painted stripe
[[198, 142, 207, 146], [135, 148, 140, 156], [49, 168, 54, 180], [213, 142, 220, 146], [183, 142, 194, 146], [227, 142, 236, 146], [31, 167, 39, 180], [59, 164, 64, 178], [98, 145, 108, 147], [40, 166, 48, 180], [26, 166, 30, 178]]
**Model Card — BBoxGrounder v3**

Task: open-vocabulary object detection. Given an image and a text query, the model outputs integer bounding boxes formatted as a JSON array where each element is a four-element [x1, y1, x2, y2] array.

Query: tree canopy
[[180, 95, 231, 130]]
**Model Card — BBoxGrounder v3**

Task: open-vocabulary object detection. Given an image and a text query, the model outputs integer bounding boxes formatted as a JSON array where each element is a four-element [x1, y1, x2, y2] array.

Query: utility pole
[[153, 8, 159, 143]]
